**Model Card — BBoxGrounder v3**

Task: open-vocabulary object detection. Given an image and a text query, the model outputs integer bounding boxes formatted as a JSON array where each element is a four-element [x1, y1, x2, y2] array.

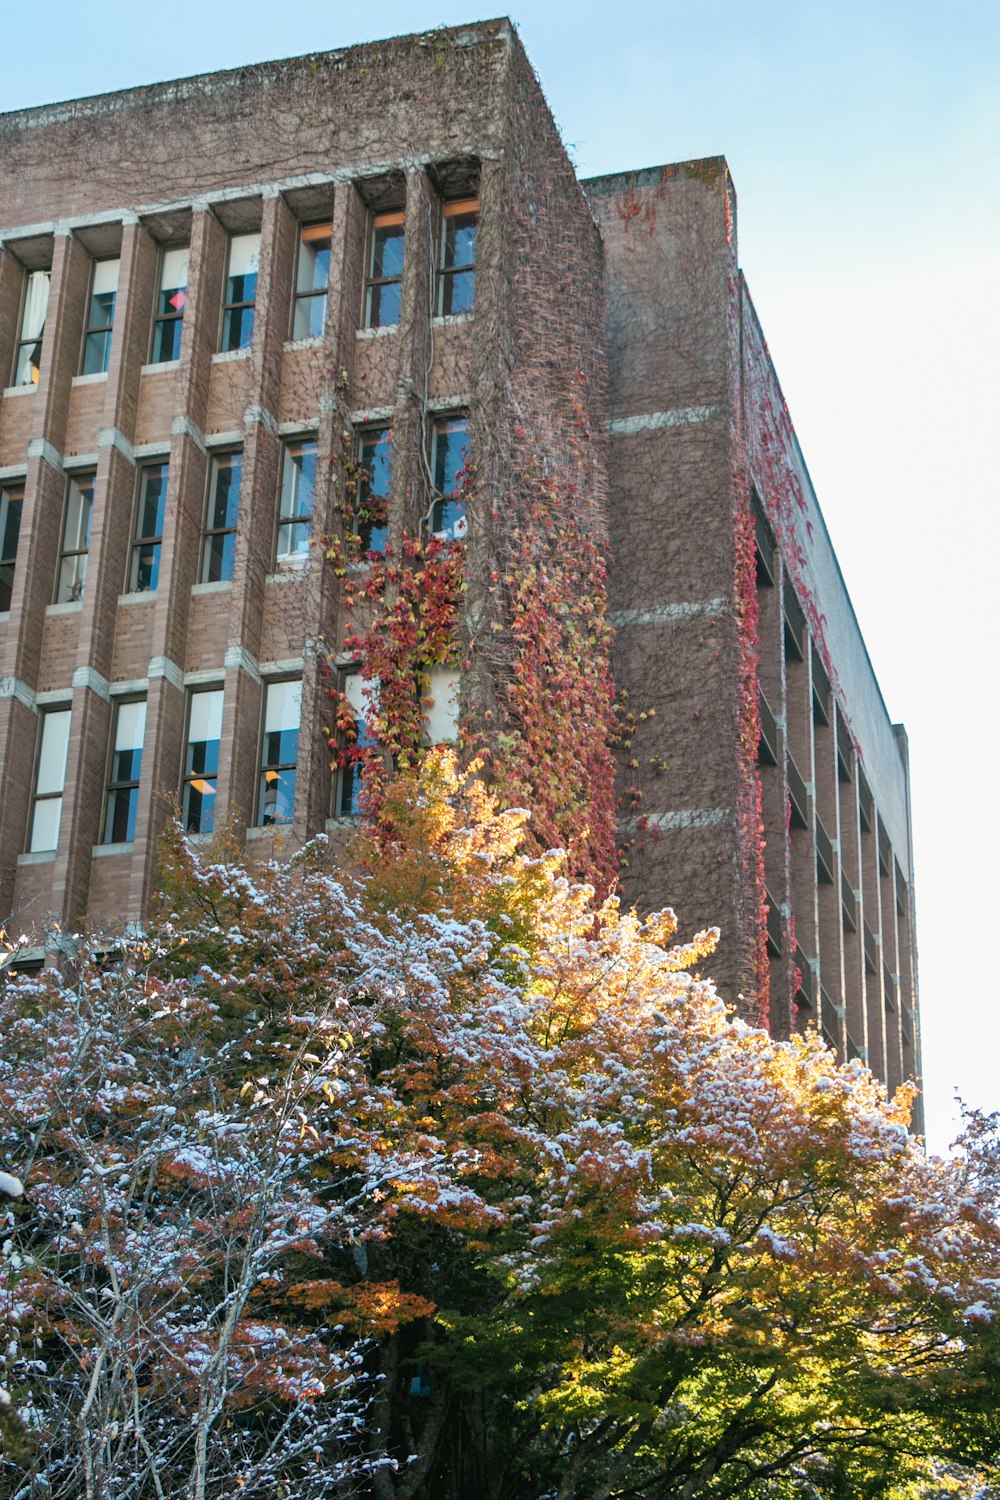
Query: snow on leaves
[[0, 752, 998, 1497]]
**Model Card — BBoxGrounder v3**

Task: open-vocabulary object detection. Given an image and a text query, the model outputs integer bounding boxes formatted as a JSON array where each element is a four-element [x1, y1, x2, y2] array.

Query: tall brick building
[[0, 20, 919, 1105]]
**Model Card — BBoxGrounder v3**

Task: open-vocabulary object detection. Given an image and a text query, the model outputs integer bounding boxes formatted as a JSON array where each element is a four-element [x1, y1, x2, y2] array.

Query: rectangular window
[[183, 689, 223, 834], [276, 439, 317, 567], [337, 671, 376, 818], [0, 483, 24, 612], [150, 246, 189, 363], [202, 452, 241, 583], [258, 679, 301, 826], [81, 258, 120, 376], [129, 462, 168, 593], [56, 472, 95, 603], [422, 667, 459, 746], [102, 699, 146, 844], [13, 269, 50, 386], [292, 224, 332, 340], [29, 709, 71, 853], [355, 427, 390, 555], [437, 198, 478, 316], [364, 211, 404, 329], [430, 417, 469, 539], [220, 233, 261, 352]]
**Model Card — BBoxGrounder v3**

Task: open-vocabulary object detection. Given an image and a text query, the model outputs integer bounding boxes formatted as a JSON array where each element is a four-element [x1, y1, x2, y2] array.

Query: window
[[29, 709, 71, 852], [13, 269, 50, 386], [56, 472, 95, 603], [0, 483, 24, 611], [202, 452, 241, 583], [292, 224, 332, 339], [102, 699, 146, 844], [129, 463, 168, 593], [337, 671, 376, 818], [355, 427, 390, 555], [429, 417, 469, 539], [258, 679, 301, 825], [276, 439, 317, 567], [812, 656, 831, 727], [182, 689, 223, 834], [437, 197, 478, 316], [422, 667, 459, 745], [364, 211, 404, 329], [751, 488, 775, 587], [150, 246, 188, 363], [81, 259, 120, 375], [220, 233, 261, 352]]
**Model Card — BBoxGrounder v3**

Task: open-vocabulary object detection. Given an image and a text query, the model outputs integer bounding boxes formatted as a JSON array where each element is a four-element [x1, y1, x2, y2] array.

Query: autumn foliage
[[0, 753, 998, 1498]]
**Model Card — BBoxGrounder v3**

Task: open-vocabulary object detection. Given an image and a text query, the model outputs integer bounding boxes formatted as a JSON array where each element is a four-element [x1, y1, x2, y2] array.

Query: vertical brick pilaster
[[215, 659, 263, 831], [0, 695, 38, 918], [35, 233, 90, 455], [133, 672, 185, 911], [389, 169, 435, 542], [51, 680, 113, 926]]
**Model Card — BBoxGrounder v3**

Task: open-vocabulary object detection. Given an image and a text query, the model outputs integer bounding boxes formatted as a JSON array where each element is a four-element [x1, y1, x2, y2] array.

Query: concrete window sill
[[191, 580, 233, 596], [92, 841, 134, 857], [47, 601, 83, 616], [18, 850, 56, 865], [140, 360, 180, 376], [118, 591, 157, 606], [72, 372, 109, 387], [212, 348, 251, 364], [3, 385, 37, 398], [356, 325, 396, 340]]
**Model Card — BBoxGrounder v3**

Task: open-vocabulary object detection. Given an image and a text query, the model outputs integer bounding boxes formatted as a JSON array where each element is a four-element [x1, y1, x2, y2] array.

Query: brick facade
[[0, 22, 920, 1111]]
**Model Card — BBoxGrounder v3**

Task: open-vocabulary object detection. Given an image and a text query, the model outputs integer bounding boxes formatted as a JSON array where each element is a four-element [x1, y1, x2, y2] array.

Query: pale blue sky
[[4, 0, 998, 1153]]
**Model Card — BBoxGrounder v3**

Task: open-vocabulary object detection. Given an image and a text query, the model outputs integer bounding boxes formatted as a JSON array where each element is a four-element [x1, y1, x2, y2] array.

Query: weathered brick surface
[[64, 380, 106, 457], [135, 367, 180, 446], [12, 857, 56, 925], [0, 390, 34, 463], [0, 21, 919, 1107], [39, 610, 81, 690]]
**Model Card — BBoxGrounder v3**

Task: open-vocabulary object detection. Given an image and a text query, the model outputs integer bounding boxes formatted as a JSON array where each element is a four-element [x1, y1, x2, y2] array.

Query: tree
[[1, 752, 998, 1498]]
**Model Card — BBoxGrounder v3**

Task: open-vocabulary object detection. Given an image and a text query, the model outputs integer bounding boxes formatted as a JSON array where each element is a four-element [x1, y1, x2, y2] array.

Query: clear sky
[[3, 0, 997, 1154]]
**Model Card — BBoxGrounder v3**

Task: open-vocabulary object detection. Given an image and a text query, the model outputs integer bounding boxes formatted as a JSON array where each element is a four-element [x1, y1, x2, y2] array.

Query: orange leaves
[[287, 1278, 434, 1336]]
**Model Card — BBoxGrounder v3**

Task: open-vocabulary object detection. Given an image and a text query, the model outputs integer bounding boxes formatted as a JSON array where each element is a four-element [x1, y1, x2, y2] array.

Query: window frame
[[335, 669, 377, 819], [80, 257, 120, 377], [182, 688, 224, 835], [150, 245, 189, 364], [28, 707, 72, 854], [275, 436, 318, 569], [429, 414, 470, 539], [436, 197, 479, 317], [363, 210, 405, 330], [354, 425, 391, 556], [201, 450, 242, 584], [12, 268, 50, 387], [220, 232, 261, 353], [55, 470, 95, 604], [291, 222, 332, 341], [101, 698, 147, 846], [128, 461, 169, 594], [0, 481, 24, 612], [257, 678, 302, 827]]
